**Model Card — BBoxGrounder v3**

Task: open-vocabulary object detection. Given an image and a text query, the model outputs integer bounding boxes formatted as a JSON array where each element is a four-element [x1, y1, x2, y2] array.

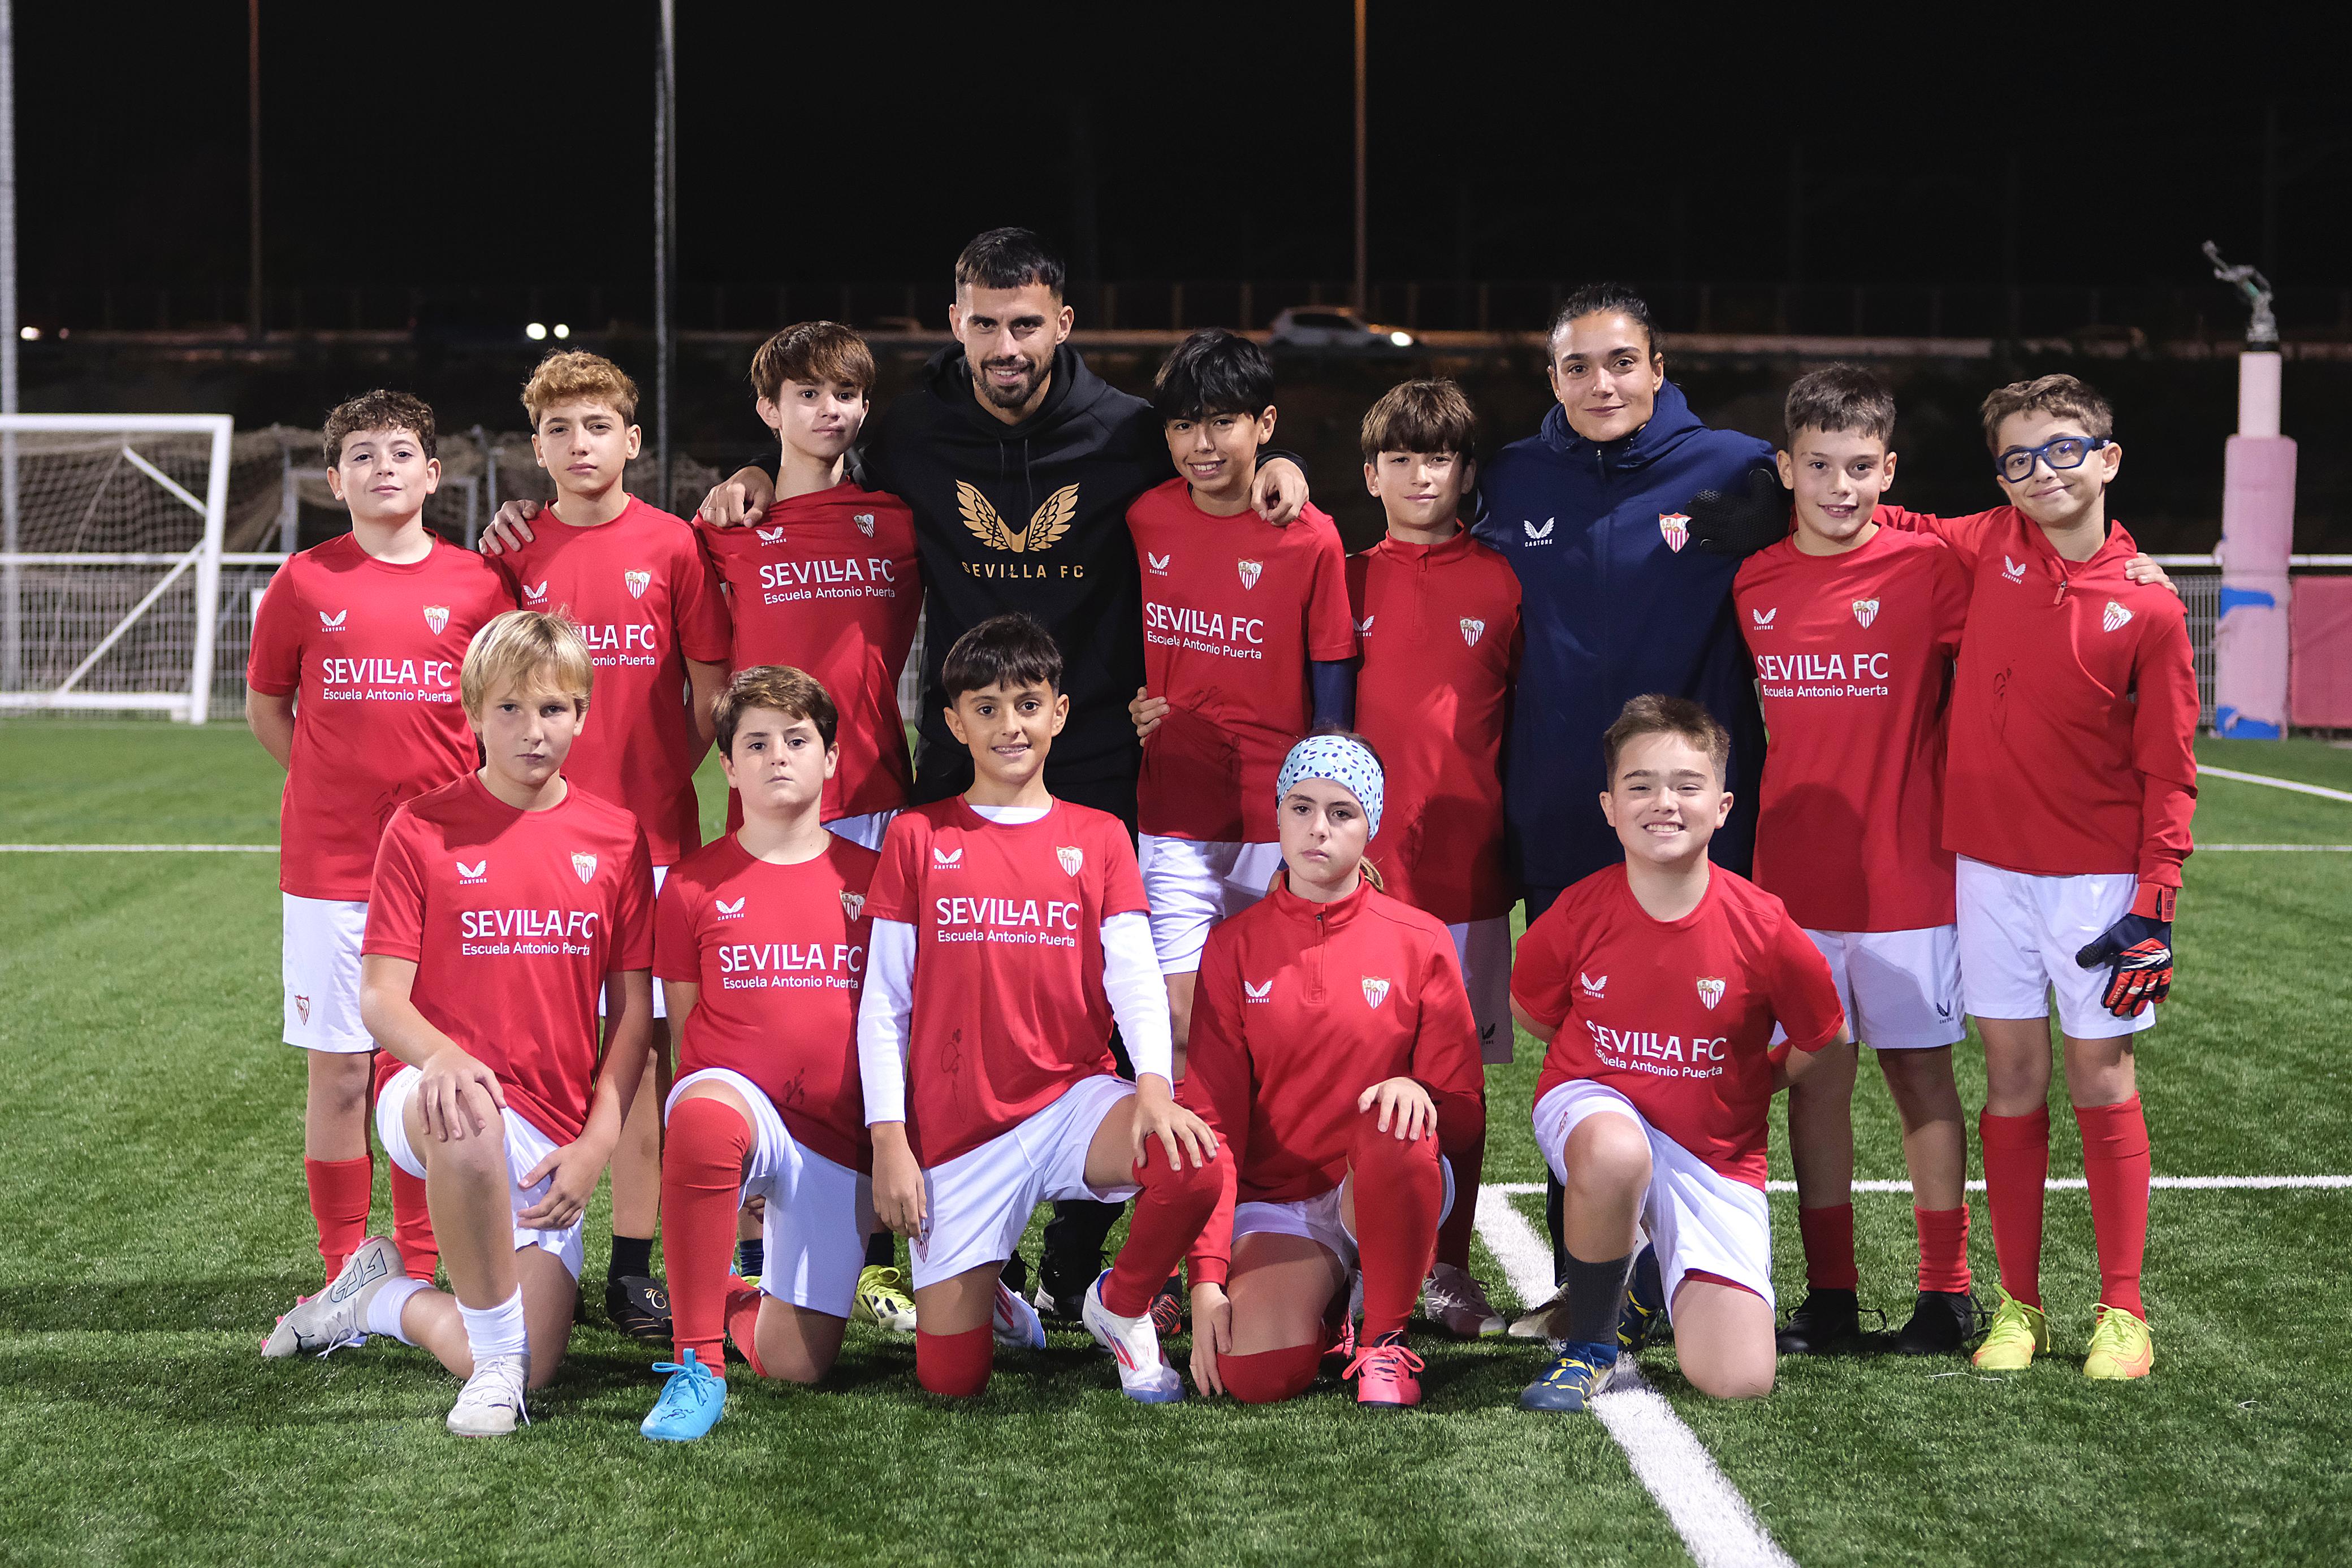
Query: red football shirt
[[364, 774, 656, 1144], [490, 497, 729, 865], [1180, 878, 1486, 1285], [247, 533, 515, 900], [1129, 482, 1356, 842], [1515, 865, 1844, 1188], [1877, 506, 2198, 887], [698, 482, 920, 823], [654, 832, 879, 1172], [1347, 529, 1523, 922], [1733, 527, 1969, 932], [863, 798, 1148, 1166]]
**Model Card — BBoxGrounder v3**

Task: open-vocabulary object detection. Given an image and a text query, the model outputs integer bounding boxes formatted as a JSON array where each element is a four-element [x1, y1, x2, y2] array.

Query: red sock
[[1434, 1101, 1489, 1272], [1100, 1143, 1222, 1318], [2074, 1097, 2151, 1319], [388, 1163, 439, 1283], [1350, 1117, 1445, 1342], [724, 1276, 766, 1379], [1978, 1107, 2051, 1307], [916, 1324, 993, 1398], [1797, 1202, 1859, 1292], [1220, 1341, 1324, 1405], [662, 1097, 754, 1369], [1914, 1206, 1972, 1293], [304, 1155, 373, 1281]]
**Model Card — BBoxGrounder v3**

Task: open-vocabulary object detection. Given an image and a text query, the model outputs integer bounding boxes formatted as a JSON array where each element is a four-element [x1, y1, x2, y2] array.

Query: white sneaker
[[991, 1281, 1045, 1350], [1424, 1262, 1507, 1338], [447, 1353, 531, 1437], [1081, 1270, 1183, 1404], [262, 1236, 403, 1358]]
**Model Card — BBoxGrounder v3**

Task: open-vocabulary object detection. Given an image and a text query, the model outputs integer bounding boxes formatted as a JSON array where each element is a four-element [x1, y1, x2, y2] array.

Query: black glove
[[1686, 466, 1792, 558], [2074, 885, 2176, 1019]]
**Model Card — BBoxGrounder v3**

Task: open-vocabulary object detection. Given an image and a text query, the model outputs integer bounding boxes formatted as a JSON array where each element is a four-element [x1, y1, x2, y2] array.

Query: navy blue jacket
[[1473, 382, 1774, 892]]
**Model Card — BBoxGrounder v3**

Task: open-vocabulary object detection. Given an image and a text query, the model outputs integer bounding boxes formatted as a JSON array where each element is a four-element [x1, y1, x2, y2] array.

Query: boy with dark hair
[[492, 349, 733, 1341], [1876, 374, 2196, 1380], [247, 389, 513, 1294], [1731, 364, 1977, 1356], [637, 665, 880, 1440], [264, 611, 656, 1438], [1126, 328, 1357, 1056], [1510, 695, 1847, 1413], [857, 613, 1225, 1402], [1348, 377, 1520, 1339]]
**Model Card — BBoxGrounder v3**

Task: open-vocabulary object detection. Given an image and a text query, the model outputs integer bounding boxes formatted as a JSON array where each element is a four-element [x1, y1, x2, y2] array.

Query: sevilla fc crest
[[1460, 617, 1486, 647], [571, 852, 598, 883], [1236, 559, 1264, 590], [422, 604, 451, 634], [1056, 845, 1084, 876], [1361, 975, 1391, 1009], [293, 995, 312, 1024], [624, 569, 652, 599], [2103, 600, 2133, 633], [1695, 976, 1726, 1011], [1852, 597, 1880, 629], [1658, 513, 1690, 552], [853, 512, 876, 537], [839, 890, 866, 921]]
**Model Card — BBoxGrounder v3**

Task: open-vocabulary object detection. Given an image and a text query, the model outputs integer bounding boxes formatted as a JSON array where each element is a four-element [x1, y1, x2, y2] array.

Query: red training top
[[864, 798, 1148, 1166], [247, 533, 515, 901], [1180, 876, 1485, 1286], [491, 497, 730, 865], [697, 482, 920, 823], [1128, 481, 1356, 842], [1733, 526, 1969, 932], [1515, 864, 1844, 1188], [654, 831, 878, 1172], [1347, 528, 1523, 923], [1878, 505, 2198, 888], [364, 774, 655, 1143]]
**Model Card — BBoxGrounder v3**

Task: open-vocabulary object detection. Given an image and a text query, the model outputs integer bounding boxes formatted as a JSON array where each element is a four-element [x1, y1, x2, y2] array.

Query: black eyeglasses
[[1995, 436, 2111, 483]]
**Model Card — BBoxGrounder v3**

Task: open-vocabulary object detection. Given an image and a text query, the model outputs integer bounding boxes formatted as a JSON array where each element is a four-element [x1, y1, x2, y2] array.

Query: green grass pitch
[[2, 724, 2348, 1566]]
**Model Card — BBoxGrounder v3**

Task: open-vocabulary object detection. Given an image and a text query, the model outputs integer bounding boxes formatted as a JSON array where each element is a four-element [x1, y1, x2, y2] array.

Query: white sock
[[456, 1289, 528, 1363], [365, 1277, 428, 1344]]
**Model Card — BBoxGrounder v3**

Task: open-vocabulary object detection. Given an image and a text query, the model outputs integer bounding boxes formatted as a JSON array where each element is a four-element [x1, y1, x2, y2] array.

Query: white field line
[[2202, 765, 2352, 803], [2200, 843, 2352, 851], [1475, 1186, 1796, 1568], [0, 843, 277, 853], [1488, 1177, 2352, 1196]]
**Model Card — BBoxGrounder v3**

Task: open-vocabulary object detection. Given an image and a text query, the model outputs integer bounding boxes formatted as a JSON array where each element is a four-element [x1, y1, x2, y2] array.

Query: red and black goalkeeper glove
[[2074, 885, 2176, 1019]]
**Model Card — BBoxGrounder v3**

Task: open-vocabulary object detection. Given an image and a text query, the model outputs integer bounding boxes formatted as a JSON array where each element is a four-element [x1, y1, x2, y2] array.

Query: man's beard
[[977, 354, 1047, 410]]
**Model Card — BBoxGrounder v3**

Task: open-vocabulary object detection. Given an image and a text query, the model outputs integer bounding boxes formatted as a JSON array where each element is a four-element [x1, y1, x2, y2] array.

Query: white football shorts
[[1137, 834, 1286, 973], [1770, 925, 1964, 1051], [376, 1064, 584, 1279], [667, 1067, 872, 1318], [599, 864, 668, 1021], [283, 894, 372, 1054], [909, 1074, 1142, 1289], [825, 809, 900, 852], [1450, 915, 1516, 1064], [1533, 1078, 1774, 1313], [1230, 1155, 1457, 1274], [1956, 857, 2155, 1042]]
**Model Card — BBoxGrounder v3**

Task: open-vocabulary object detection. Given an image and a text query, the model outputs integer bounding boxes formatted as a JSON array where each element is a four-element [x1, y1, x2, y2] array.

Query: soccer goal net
[[0, 414, 235, 722]]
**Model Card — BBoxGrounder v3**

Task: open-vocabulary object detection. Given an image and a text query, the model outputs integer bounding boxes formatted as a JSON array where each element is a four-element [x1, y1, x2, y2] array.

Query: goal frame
[[0, 413, 235, 723]]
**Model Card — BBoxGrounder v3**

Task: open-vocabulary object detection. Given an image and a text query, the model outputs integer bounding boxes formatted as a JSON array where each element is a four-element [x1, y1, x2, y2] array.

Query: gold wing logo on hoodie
[[958, 481, 1080, 553]]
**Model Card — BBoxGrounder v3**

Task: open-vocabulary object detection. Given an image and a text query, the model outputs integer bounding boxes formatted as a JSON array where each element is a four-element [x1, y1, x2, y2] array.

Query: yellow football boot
[[2082, 1304, 2154, 1380], [1971, 1287, 2050, 1371]]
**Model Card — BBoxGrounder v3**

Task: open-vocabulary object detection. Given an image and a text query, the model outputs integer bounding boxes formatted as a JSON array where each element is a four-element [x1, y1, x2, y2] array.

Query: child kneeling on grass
[[1510, 695, 1848, 1412], [263, 610, 656, 1438]]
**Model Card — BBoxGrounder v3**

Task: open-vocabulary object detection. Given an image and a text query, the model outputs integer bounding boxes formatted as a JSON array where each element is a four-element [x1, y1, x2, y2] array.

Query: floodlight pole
[[2, 0, 20, 691], [653, 0, 675, 511], [2204, 240, 2295, 738], [1351, 0, 1367, 315]]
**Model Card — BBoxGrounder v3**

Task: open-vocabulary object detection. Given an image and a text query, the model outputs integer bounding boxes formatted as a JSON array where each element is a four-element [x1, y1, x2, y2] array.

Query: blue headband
[[1276, 735, 1384, 838]]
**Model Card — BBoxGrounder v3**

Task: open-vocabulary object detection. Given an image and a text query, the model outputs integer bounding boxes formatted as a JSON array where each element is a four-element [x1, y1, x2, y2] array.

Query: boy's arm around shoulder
[[2130, 601, 2199, 890]]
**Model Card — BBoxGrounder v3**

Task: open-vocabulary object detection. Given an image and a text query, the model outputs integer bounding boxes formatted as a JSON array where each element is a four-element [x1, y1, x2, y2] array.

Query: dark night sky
[[19, 7, 2352, 319]]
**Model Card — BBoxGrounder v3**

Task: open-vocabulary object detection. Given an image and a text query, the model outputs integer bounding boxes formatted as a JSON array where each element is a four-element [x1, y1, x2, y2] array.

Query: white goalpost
[[0, 413, 236, 722]]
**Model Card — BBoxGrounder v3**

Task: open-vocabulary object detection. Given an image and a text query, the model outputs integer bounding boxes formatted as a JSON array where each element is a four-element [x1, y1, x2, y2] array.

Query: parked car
[[1267, 307, 1417, 350]]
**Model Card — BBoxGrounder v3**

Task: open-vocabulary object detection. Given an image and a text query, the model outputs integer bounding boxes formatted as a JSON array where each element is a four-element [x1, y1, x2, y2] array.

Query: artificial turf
[[2, 722, 2347, 1566]]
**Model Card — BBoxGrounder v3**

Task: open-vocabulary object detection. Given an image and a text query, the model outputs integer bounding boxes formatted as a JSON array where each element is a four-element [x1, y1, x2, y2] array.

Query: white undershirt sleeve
[[1101, 910, 1174, 1086], [857, 918, 918, 1125]]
